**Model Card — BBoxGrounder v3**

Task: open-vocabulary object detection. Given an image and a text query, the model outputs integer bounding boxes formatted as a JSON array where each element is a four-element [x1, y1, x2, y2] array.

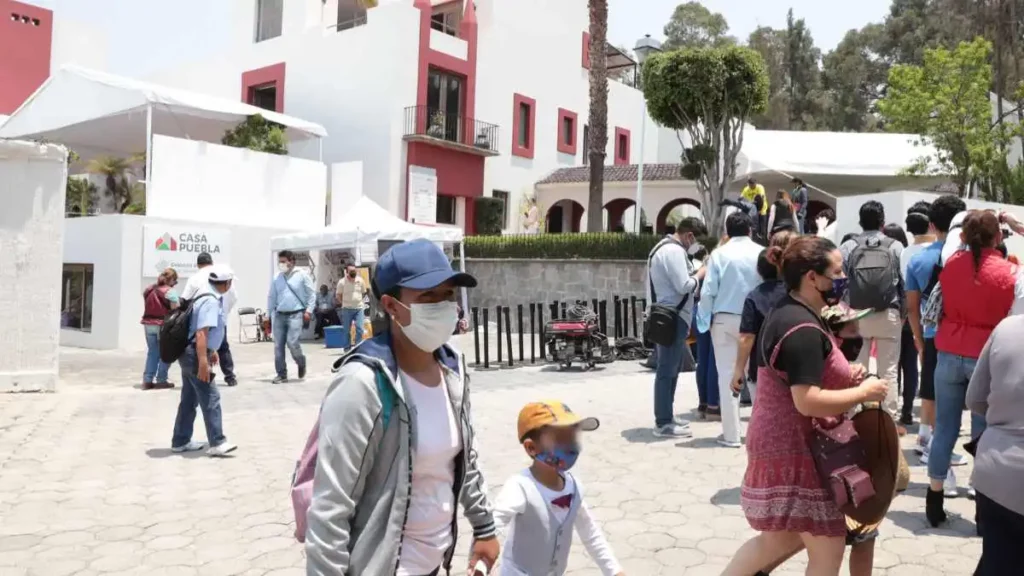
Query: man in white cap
[[170, 264, 238, 457], [181, 253, 240, 387]]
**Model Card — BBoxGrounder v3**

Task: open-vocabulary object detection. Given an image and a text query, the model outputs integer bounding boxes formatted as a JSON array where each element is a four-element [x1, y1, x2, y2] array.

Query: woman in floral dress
[[722, 236, 889, 576]]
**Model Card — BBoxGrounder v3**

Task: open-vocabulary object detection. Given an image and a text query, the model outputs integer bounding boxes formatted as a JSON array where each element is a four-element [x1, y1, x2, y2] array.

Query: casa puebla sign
[[143, 225, 231, 277]]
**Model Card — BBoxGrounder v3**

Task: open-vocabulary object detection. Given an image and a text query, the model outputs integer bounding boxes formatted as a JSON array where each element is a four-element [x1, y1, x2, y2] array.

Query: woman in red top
[[927, 211, 1018, 526], [141, 268, 179, 390]]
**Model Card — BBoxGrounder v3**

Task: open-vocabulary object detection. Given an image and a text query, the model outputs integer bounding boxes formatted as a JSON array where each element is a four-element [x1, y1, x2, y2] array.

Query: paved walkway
[[0, 341, 981, 575]]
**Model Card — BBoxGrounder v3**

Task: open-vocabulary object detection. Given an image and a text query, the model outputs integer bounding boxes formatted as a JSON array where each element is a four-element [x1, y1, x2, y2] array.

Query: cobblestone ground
[[0, 339, 981, 575]]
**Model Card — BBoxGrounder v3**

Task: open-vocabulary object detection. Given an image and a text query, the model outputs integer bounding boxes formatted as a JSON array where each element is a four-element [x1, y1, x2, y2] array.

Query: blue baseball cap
[[374, 239, 477, 294]]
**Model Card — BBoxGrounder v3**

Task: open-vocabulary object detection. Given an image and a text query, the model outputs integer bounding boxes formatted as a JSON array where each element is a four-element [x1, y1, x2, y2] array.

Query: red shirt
[[141, 285, 172, 326], [936, 249, 1017, 358]]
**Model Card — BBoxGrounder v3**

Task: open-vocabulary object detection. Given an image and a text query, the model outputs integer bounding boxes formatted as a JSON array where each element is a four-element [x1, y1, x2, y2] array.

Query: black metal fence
[[403, 105, 500, 154]]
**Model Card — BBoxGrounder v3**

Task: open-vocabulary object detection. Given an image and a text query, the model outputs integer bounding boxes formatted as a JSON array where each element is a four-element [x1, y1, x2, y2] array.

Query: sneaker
[[739, 399, 752, 408], [653, 424, 693, 438], [673, 416, 692, 428], [225, 378, 238, 387], [207, 442, 238, 457], [899, 413, 914, 427], [272, 376, 288, 384], [951, 452, 967, 467], [943, 469, 959, 498], [914, 436, 929, 455], [298, 364, 307, 380], [704, 407, 722, 422], [717, 438, 742, 448], [171, 441, 207, 453], [967, 482, 976, 500]]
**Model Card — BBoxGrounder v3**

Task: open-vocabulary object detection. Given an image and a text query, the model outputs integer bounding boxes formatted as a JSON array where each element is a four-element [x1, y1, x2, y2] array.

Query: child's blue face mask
[[534, 442, 581, 472]]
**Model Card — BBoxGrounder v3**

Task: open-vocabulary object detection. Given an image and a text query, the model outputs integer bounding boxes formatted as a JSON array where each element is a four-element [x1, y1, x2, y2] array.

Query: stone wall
[[464, 258, 647, 317]]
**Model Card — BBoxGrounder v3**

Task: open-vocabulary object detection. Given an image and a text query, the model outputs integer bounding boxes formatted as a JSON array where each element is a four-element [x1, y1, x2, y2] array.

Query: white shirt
[[900, 242, 929, 281], [396, 370, 462, 576], [180, 267, 238, 315], [493, 470, 621, 576]]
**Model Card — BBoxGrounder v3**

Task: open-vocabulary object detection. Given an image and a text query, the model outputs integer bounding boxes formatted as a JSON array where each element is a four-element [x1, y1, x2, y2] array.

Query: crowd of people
[[647, 195, 1024, 575]]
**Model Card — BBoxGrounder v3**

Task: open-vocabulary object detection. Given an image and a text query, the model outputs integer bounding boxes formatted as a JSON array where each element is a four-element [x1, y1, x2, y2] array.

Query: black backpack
[[847, 235, 899, 311], [644, 238, 692, 346], [159, 293, 214, 363]]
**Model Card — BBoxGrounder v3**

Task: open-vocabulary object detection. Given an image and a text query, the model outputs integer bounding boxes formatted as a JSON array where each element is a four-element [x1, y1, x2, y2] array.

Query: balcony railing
[[403, 106, 500, 155]]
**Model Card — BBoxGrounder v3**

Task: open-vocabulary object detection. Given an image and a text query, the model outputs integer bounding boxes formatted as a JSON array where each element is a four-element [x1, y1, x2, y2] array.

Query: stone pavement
[[0, 339, 981, 575]]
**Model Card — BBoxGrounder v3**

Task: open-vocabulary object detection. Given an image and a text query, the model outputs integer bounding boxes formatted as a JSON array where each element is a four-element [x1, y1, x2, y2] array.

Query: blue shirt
[[905, 240, 944, 339], [697, 236, 763, 333], [189, 291, 225, 351], [268, 269, 316, 314], [646, 237, 698, 328], [316, 292, 334, 311]]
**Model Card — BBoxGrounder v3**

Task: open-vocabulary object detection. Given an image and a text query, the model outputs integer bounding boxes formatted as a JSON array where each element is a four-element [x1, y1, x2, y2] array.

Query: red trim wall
[[240, 62, 287, 113], [512, 93, 536, 159], [407, 143, 483, 234], [556, 108, 578, 156], [582, 31, 591, 69], [0, 0, 52, 115], [614, 127, 632, 165]]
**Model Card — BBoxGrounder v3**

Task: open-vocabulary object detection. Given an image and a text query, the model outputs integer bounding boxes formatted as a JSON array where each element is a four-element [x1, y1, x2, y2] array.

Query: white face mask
[[395, 300, 459, 353], [278, 262, 289, 273], [687, 243, 702, 256]]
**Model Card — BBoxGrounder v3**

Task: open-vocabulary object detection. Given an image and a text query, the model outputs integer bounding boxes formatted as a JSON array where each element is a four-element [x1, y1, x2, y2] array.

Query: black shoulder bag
[[644, 239, 693, 347]]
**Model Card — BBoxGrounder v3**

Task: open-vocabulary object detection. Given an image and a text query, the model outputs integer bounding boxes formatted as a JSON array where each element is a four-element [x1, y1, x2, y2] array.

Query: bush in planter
[[466, 233, 662, 260], [474, 197, 505, 235]]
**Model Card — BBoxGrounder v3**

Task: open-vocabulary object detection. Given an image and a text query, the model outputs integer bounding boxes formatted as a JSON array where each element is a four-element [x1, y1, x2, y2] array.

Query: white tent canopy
[[271, 196, 464, 256], [0, 65, 327, 164]]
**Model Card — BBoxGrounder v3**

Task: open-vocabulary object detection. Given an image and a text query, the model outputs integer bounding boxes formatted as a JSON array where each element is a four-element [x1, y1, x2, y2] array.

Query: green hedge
[[465, 233, 662, 260]]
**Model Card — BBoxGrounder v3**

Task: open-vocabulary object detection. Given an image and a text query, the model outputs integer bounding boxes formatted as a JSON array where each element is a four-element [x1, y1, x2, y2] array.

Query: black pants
[[314, 310, 335, 337], [976, 491, 1024, 575], [898, 321, 919, 417], [217, 337, 236, 383]]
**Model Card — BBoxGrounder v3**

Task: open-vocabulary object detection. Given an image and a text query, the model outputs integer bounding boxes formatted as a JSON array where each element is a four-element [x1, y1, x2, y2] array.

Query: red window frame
[[614, 127, 631, 165], [512, 93, 536, 159], [240, 62, 286, 113], [556, 108, 578, 155]]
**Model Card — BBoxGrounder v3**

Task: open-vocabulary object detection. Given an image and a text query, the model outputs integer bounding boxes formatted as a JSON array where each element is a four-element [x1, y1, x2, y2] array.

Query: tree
[[662, 1, 735, 50], [642, 46, 770, 235], [586, 0, 609, 232], [65, 177, 98, 217], [879, 38, 1004, 195], [784, 9, 828, 130], [821, 24, 888, 132], [747, 26, 789, 129], [221, 114, 288, 155], [86, 155, 142, 213]]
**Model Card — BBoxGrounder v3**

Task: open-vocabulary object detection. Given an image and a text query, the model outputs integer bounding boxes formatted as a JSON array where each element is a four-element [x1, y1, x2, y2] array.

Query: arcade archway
[[546, 199, 584, 233], [656, 198, 702, 234]]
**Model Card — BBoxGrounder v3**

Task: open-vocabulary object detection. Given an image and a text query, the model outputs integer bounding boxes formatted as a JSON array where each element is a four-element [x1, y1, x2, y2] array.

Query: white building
[[122, 0, 660, 235]]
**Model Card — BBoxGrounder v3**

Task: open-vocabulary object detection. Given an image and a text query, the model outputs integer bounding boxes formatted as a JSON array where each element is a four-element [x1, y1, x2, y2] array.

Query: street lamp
[[632, 34, 662, 233]]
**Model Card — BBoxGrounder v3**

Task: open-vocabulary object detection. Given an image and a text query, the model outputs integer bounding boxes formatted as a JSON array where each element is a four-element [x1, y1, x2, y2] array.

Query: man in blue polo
[[268, 250, 316, 384], [171, 265, 237, 457]]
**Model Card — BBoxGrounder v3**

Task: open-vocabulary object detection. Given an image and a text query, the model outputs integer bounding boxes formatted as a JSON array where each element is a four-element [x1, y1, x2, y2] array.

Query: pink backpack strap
[[290, 415, 321, 543], [766, 322, 829, 374]]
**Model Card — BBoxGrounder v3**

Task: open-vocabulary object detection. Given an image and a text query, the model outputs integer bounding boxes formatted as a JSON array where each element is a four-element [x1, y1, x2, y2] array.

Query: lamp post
[[633, 34, 662, 233]]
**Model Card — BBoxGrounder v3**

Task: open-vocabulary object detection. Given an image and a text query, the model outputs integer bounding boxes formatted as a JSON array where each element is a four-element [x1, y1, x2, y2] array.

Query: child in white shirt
[[490, 400, 624, 576]]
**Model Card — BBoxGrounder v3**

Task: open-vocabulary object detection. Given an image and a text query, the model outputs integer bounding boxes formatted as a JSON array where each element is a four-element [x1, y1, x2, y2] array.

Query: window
[[431, 4, 461, 36], [255, 0, 283, 42], [512, 93, 536, 159], [614, 127, 631, 165], [426, 70, 464, 142], [436, 195, 457, 225], [250, 85, 277, 111], [557, 108, 578, 155], [582, 124, 590, 165], [337, 0, 368, 32], [61, 264, 93, 332], [493, 190, 510, 229]]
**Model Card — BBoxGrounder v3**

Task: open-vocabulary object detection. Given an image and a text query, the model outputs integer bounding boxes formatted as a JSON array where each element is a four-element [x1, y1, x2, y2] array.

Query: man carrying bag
[[645, 217, 706, 438]]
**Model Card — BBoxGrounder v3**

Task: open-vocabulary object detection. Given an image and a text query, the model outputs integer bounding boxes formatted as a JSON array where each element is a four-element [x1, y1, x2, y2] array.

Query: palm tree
[[65, 177, 98, 217], [586, 0, 609, 232], [86, 156, 138, 213]]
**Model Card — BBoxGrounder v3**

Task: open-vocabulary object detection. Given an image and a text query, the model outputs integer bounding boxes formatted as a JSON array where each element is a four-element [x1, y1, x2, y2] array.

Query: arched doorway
[[656, 198, 702, 234], [546, 199, 584, 233], [602, 198, 634, 232]]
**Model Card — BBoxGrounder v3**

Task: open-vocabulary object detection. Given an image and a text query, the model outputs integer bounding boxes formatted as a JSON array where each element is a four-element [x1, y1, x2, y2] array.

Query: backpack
[[291, 365, 395, 543], [158, 293, 214, 363], [847, 235, 899, 311], [644, 238, 692, 346]]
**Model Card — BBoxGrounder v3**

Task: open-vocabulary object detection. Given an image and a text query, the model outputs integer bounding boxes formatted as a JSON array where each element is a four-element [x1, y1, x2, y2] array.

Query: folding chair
[[238, 307, 261, 343]]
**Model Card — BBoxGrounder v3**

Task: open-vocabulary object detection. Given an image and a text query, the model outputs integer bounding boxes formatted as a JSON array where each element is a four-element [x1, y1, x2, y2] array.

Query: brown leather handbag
[[810, 415, 876, 518]]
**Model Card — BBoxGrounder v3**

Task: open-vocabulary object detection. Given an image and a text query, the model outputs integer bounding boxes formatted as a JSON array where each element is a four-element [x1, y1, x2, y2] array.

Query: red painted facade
[[511, 93, 536, 159], [240, 62, 287, 113], [556, 108, 578, 156], [0, 0, 53, 115], [407, 0, 483, 234]]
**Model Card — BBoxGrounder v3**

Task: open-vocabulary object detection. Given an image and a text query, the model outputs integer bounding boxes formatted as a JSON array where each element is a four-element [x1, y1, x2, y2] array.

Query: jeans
[[927, 351, 987, 481], [143, 325, 171, 383], [975, 491, 1024, 575], [712, 314, 743, 443], [273, 312, 306, 378], [654, 318, 690, 428], [898, 321, 919, 418], [172, 347, 226, 448], [338, 307, 365, 348], [218, 337, 236, 383], [695, 329, 720, 407]]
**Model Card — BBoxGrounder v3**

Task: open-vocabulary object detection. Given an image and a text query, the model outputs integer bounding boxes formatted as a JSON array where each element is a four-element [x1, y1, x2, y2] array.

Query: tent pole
[[458, 240, 468, 317], [318, 137, 323, 162], [145, 104, 154, 209]]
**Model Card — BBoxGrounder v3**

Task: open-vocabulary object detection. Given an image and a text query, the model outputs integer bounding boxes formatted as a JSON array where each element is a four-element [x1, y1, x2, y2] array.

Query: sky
[[28, 0, 894, 76]]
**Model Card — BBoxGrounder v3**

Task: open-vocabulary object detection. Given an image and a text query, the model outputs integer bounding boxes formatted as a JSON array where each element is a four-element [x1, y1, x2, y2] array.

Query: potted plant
[[427, 110, 446, 138], [474, 131, 491, 149]]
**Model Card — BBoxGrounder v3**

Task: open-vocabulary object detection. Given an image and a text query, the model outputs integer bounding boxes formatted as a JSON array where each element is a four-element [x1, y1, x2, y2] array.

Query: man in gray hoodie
[[306, 239, 498, 575]]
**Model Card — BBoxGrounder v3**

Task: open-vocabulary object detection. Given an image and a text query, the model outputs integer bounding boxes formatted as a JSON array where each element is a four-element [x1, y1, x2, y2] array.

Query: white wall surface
[[0, 141, 68, 392], [148, 135, 327, 230], [50, 15, 110, 72], [476, 0, 660, 232], [330, 161, 364, 224], [62, 215, 296, 352]]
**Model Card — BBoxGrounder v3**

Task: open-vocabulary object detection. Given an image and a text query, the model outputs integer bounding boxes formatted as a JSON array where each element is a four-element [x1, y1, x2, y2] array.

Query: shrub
[[474, 197, 505, 235], [465, 233, 662, 260]]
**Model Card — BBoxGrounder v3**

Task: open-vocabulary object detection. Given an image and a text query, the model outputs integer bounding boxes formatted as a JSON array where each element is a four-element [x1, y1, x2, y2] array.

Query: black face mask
[[838, 336, 864, 362], [348, 271, 357, 278]]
